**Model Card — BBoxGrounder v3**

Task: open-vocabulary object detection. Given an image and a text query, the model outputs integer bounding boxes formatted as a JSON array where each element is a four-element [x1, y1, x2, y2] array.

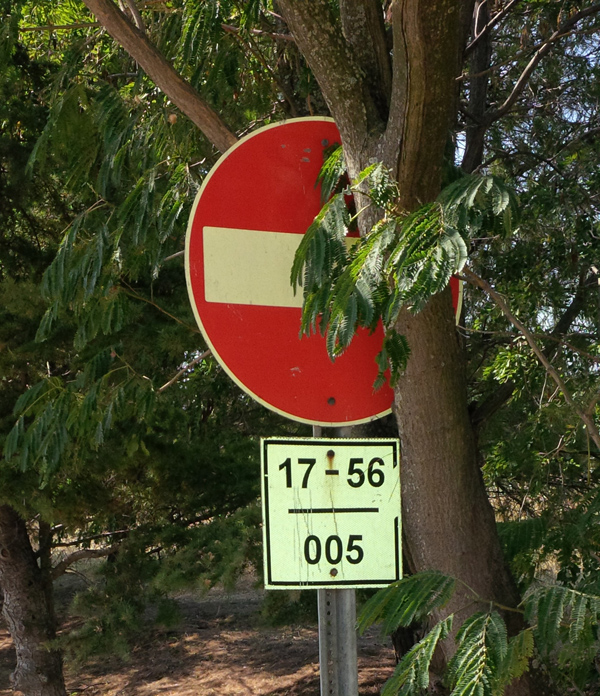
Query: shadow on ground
[[0, 585, 395, 696]]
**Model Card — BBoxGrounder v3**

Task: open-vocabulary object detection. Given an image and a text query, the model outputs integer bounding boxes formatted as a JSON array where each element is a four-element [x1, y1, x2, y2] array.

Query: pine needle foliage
[[291, 158, 519, 387]]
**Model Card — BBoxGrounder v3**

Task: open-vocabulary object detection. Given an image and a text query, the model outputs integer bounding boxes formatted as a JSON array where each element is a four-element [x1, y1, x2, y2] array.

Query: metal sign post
[[316, 425, 358, 696], [318, 588, 359, 696]]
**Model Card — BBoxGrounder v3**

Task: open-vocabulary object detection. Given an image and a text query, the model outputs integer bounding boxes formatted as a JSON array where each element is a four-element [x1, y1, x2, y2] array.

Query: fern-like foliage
[[357, 571, 456, 636], [317, 144, 346, 203], [382, 617, 454, 696], [292, 158, 519, 386], [445, 611, 533, 696], [446, 611, 504, 696], [7, 0, 294, 489], [524, 584, 600, 658], [445, 611, 534, 696], [3, 347, 156, 487], [357, 570, 600, 696]]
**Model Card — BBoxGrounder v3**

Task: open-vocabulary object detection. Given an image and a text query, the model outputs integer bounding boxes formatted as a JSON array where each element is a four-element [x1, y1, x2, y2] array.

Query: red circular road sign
[[185, 118, 459, 426]]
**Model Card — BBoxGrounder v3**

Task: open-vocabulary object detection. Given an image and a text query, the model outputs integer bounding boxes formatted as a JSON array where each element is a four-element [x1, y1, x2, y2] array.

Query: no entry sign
[[261, 438, 401, 589], [185, 118, 394, 426]]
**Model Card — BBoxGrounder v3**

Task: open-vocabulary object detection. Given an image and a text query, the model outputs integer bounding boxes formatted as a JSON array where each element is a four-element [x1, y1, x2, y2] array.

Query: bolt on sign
[[261, 438, 401, 589]]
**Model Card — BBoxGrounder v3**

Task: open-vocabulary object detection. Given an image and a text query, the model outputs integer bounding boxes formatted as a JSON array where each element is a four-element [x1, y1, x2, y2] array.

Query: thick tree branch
[[120, 0, 145, 32], [390, 0, 471, 208], [81, 0, 237, 153], [462, 0, 492, 173], [276, 0, 381, 166], [381, 1, 408, 171], [464, 267, 600, 451], [339, 0, 392, 120], [587, 389, 600, 418], [52, 546, 119, 579], [549, 271, 592, 348]]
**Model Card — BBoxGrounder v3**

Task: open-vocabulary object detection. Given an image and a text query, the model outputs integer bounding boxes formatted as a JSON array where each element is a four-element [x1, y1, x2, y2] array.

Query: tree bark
[[394, 289, 523, 638], [0, 506, 66, 696], [462, 0, 491, 173]]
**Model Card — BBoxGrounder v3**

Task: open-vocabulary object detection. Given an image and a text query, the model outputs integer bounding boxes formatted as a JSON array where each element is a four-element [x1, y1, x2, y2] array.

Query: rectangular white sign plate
[[261, 437, 401, 589], [203, 227, 360, 308]]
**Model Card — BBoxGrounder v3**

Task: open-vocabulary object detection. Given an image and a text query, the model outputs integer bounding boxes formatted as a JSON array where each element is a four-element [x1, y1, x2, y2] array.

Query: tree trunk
[[277, 2, 553, 694], [394, 289, 523, 635], [0, 506, 66, 696]]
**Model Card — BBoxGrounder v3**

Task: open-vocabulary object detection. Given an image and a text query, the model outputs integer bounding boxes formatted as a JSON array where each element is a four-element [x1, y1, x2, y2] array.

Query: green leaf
[[357, 571, 456, 636], [447, 611, 508, 696], [317, 144, 345, 203], [381, 616, 453, 696], [524, 584, 600, 658], [495, 629, 534, 693]]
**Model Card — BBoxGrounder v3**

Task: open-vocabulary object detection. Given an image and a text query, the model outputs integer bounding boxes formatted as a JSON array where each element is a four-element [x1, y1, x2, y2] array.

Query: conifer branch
[[52, 545, 119, 579], [51, 529, 130, 548], [463, 267, 600, 452]]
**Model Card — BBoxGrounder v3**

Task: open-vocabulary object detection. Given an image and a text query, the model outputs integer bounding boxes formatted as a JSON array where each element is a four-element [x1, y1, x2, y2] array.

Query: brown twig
[[52, 529, 130, 548], [463, 267, 600, 452], [158, 350, 211, 393], [120, 283, 202, 333], [52, 545, 119, 579], [19, 22, 100, 32], [220, 23, 294, 42], [487, 3, 600, 122], [465, 0, 522, 56]]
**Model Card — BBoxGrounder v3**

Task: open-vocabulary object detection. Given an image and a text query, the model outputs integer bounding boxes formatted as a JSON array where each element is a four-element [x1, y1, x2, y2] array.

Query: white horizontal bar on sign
[[203, 226, 304, 308]]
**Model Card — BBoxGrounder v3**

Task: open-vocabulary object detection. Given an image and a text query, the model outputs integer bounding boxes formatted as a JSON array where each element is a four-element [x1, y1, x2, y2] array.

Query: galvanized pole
[[314, 425, 359, 696]]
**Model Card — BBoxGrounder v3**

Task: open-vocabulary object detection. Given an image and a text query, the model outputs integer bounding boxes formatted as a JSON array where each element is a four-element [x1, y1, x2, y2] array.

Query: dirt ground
[[0, 581, 396, 695]]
